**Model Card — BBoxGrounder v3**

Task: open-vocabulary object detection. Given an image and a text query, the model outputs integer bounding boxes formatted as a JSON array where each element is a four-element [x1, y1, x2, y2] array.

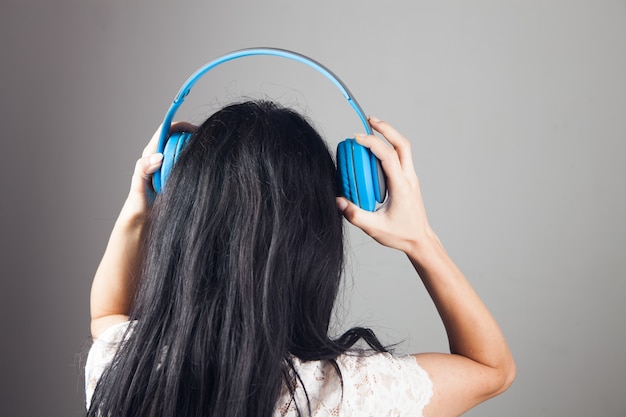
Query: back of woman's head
[[145, 100, 344, 354], [88, 101, 357, 417]]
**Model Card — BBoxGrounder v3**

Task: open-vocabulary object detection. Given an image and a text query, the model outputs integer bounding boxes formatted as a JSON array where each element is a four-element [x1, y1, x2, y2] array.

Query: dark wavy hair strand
[[87, 101, 385, 417]]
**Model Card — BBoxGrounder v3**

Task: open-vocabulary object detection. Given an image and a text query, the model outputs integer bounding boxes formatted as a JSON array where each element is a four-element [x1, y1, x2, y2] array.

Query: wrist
[[405, 229, 448, 269], [115, 200, 150, 231]]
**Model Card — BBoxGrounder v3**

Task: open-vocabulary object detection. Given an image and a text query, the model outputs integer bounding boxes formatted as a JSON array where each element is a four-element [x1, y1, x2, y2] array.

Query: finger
[[354, 133, 404, 187], [135, 153, 163, 182], [368, 117, 415, 173], [143, 153, 164, 177], [129, 153, 163, 196], [142, 122, 198, 157], [336, 197, 372, 227], [336, 196, 349, 212], [337, 197, 389, 244]]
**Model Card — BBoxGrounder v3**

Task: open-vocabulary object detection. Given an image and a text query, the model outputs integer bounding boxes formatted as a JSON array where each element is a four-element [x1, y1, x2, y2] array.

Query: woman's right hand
[[338, 117, 515, 417], [337, 117, 437, 260]]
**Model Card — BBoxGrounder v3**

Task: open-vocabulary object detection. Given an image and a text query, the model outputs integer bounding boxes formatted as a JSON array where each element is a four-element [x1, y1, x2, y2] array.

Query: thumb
[[129, 153, 163, 197], [336, 197, 372, 229], [336, 197, 349, 213]]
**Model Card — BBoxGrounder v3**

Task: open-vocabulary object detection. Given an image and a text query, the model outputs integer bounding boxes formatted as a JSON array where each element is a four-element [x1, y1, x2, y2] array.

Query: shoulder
[[87, 321, 132, 367], [337, 350, 427, 377], [282, 352, 433, 417], [337, 352, 433, 408], [339, 352, 433, 416], [85, 321, 133, 408]]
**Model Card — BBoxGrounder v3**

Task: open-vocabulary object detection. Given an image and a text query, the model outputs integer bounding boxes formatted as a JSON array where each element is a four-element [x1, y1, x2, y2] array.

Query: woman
[[86, 101, 515, 417]]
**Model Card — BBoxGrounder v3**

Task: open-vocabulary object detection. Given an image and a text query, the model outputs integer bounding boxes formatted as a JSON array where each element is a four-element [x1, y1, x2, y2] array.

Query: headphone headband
[[154, 47, 386, 210], [158, 47, 371, 155]]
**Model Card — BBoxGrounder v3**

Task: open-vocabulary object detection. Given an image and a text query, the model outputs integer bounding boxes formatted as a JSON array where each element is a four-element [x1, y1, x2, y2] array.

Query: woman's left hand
[[122, 122, 197, 220], [90, 121, 196, 339]]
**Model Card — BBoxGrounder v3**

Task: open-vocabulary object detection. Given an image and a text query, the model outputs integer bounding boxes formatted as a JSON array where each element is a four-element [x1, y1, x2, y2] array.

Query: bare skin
[[90, 122, 196, 338], [338, 117, 515, 417]]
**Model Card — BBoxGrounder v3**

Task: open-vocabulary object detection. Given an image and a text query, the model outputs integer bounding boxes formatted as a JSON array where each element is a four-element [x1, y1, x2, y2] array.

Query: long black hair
[[87, 101, 385, 417]]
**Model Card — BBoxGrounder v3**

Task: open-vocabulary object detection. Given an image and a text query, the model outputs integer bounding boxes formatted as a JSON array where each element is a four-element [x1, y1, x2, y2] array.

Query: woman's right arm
[[338, 117, 515, 417], [406, 233, 516, 417]]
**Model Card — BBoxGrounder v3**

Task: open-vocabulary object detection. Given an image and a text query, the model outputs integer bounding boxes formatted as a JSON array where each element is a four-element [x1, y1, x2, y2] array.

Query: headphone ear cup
[[153, 131, 193, 193], [337, 139, 358, 206], [372, 155, 386, 204], [337, 138, 383, 212]]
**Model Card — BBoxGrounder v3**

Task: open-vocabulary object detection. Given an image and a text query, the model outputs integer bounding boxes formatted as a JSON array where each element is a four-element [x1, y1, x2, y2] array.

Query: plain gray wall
[[1, 1, 624, 416]]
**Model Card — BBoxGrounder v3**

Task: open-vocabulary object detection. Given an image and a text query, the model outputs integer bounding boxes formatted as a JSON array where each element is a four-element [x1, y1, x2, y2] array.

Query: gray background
[[1, 1, 624, 416]]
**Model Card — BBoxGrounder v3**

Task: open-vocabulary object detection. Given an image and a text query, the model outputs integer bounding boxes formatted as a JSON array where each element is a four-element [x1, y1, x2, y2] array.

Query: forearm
[[88, 123, 191, 339], [340, 118, 514, 415], [90, 203, 146, 334], [408, 233, 514, 374]]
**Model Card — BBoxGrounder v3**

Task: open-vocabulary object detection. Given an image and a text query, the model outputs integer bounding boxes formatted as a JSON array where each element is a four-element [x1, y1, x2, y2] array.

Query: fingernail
[[368, 116, 381, 123], [354, 133, 367, 139], [149, 153, 163, 165], [336, 198, 348, 212]]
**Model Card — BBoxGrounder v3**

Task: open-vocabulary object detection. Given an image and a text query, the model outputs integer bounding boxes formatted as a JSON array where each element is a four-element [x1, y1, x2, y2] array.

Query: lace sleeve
[[84, 325, 433, 416], [84, 321, 131, 409], [337, 352, 433, 416]]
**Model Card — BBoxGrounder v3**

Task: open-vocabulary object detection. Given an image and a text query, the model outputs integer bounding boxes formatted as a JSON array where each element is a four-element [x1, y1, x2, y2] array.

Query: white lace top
[[85, 321, 433, 416]]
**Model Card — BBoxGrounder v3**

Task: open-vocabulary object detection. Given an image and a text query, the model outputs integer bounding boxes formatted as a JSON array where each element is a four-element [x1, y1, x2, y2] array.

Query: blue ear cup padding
[[154, 131, 193, 193], [350, 140, 376, 212], [337, 139, 385, 212], [337, 139, 359, 206]]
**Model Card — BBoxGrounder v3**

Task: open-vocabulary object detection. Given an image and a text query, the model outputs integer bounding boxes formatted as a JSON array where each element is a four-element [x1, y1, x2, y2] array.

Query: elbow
[[480, 354, 517, 400], [503, 358, 517, 391], [493, 356, 517, 396]]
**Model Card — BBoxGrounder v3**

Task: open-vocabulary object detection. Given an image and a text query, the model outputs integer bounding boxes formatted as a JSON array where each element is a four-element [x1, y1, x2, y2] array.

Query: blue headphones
[[153, 47, 386, 211]]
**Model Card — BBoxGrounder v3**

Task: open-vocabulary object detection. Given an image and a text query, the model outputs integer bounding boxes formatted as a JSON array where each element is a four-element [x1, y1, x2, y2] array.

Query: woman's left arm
[[89, 123, 195, 339]]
